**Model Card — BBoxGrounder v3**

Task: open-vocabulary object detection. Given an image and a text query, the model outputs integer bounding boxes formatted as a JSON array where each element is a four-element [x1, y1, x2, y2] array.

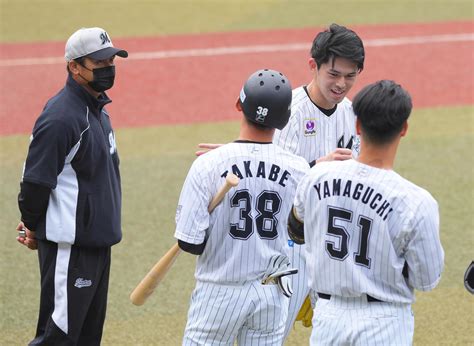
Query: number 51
[[326, 206, 372, 268]]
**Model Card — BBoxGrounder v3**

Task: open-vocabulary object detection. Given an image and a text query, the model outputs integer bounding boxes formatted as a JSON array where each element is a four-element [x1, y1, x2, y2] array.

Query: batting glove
[[262, 254, 298, 297]]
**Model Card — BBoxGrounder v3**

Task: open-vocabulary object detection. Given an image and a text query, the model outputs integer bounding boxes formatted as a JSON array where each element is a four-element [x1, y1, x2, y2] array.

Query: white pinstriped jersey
[[274, 85, 360, 340], [175, 142, 309, 284], [294, 159, 444, 303], [274, 86, 360, 162]]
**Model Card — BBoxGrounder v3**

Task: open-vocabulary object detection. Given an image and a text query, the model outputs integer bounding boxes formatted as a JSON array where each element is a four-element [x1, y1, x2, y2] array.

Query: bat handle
[[129, 173, 239, 306], [208, 173, 239, 212]]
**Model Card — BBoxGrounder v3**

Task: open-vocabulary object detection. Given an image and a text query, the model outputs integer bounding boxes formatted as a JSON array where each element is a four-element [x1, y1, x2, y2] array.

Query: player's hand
[[316, 148, 353, 163], [195, 143, 224, 156], [262, 255, 298, 297], [16, 222, 38, 250]]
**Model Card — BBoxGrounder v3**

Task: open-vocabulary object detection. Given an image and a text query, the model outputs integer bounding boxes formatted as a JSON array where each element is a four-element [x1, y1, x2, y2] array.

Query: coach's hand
[[316, 148, 352, 163], [16, 222, 38, 250], [195, 143, 224, 156]]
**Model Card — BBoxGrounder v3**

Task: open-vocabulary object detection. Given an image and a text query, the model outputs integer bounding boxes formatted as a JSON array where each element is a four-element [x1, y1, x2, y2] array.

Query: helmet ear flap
[[240, 69, 292, 130]]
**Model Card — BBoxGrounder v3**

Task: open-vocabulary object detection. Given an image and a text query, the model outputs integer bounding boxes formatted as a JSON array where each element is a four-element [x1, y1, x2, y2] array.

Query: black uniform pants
[[29, 240, 111, 346]]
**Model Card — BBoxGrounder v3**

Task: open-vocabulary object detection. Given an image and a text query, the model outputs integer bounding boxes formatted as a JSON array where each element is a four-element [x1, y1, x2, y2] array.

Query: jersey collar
[[66, 74, 112, 114], [303, 85, 337, 117], [234, 140, 272, 144]]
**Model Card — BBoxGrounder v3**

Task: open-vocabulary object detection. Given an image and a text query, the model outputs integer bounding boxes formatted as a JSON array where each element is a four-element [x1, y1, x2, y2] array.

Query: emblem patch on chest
[[304, 119, 316, 136]]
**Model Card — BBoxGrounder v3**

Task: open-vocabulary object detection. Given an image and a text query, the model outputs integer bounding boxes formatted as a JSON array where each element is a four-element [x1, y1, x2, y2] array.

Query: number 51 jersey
[[293, 159, 444, 303], [175, 141, 309, 284]]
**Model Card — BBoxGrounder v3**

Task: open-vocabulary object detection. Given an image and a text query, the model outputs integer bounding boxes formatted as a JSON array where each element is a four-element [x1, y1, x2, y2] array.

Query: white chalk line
[[0, 33, 472, 67]]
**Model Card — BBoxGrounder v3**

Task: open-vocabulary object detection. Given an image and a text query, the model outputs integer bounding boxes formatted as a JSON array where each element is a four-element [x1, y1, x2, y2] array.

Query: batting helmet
[[239, 69, 292, 130]]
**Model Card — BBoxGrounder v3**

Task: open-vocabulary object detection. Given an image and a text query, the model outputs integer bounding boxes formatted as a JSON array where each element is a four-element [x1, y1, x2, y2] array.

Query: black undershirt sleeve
[[178, 239, 207, 255], [18, 181, 51, 231], [287, 206, 305, 244], [402, 261, 409, 279]]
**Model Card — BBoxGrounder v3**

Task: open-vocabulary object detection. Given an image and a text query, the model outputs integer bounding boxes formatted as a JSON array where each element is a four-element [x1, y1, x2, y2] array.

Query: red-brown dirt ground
[[0, 21, 472, 136]]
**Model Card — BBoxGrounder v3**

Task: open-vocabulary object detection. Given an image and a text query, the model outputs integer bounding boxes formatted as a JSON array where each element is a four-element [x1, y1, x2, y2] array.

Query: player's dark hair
[[66, 57, 86, 73], [353, 80, 412, 145], [310, 23, 365, 72]]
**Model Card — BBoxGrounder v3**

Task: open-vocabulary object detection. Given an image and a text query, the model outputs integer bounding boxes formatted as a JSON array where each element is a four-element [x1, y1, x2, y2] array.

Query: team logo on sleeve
[[304, 119, 316, 136]]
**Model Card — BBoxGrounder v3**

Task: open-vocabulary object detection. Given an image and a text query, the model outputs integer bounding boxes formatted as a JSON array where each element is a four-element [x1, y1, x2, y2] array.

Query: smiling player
[[273, 23, 365, 339]]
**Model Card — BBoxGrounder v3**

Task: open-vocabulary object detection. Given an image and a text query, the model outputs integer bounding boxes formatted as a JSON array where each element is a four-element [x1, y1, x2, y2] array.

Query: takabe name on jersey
[[221, 161, 291, 187], [314, 179, 393, 220]]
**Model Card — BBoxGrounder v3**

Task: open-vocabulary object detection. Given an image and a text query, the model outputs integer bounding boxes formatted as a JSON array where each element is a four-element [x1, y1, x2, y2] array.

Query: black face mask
[[79, 64, 116, 92]]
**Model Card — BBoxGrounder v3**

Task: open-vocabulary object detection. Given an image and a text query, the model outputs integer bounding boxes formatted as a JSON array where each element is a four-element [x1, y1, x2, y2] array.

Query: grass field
[[1, 0, 473, 43], [1, 106, 473, 345], [1, 0, 473, 345]]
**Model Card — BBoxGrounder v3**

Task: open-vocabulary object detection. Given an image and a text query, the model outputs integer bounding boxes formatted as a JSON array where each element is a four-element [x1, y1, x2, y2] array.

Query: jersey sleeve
[[273, 113, 300, 155], [22, 118, 73, 189], [404, 196, 444, 291], [293, 169, 315, 222], [18, 181, 51, 230], [174, 159, 211, 245]]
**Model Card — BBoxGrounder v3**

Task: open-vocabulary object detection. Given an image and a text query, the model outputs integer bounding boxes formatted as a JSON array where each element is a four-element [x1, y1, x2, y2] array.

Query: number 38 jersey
[[293, 159, 444, 303], [175, 142, 309, 284]]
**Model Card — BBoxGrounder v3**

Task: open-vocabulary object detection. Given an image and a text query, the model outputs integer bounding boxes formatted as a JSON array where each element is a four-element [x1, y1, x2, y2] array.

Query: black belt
[[317, 292, 383, 303]]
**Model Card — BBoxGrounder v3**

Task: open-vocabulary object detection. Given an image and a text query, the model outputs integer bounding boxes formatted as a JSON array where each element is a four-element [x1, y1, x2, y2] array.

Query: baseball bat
[[130, 173, 239, 306]]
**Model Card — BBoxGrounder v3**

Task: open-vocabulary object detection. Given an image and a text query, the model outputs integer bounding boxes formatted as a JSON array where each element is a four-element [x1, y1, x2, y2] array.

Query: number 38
[[229, 189, 281, 240]]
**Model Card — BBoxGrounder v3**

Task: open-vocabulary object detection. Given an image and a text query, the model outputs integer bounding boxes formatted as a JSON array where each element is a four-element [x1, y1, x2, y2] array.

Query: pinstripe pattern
[[284, 240, 310, 338], [294, 159, 444, 345], [175, 143, 309, 284], [183, 281, 288, 345], [175, 142, 309, 345], [311, 296, 414, 345], [295, 160, 444, 301], [273, 86, 360, 338], [273, 87, 359, 163]]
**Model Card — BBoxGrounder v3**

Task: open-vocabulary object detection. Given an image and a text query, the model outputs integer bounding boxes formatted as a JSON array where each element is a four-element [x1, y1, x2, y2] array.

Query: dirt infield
[[0, 20, 472, 136]]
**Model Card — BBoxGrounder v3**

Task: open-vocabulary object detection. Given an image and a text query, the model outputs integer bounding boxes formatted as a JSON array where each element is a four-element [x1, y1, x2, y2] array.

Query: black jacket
[[19, 75, 122, 247]]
